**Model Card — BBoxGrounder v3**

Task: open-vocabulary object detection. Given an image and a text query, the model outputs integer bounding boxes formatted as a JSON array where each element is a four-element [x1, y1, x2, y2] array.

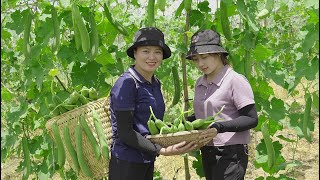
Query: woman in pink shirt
[[186, 30, 258, 180]]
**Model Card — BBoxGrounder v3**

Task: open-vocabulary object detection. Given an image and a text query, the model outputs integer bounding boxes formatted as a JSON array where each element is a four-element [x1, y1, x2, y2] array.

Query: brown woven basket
[[146, 129, 211, 148], [45, 97, 112, 179]]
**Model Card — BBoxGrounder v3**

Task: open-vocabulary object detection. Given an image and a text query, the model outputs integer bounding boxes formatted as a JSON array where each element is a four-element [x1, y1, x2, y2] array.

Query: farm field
[[155, 81, 319, 180], [2, 81, 318, 180]]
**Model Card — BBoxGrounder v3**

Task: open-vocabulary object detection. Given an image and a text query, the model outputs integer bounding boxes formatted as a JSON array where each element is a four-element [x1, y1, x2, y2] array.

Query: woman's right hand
[[158, 141, 198, 156], [197, 128, 217, 146]]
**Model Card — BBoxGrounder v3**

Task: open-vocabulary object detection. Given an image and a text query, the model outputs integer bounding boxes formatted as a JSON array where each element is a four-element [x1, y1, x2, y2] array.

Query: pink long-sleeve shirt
[[193, 65, 255, 146]]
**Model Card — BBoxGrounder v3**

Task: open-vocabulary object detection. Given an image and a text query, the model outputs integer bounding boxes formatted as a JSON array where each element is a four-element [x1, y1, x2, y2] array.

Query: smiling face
[[133, 46, 164, 79], [191, 53, 224, 81]]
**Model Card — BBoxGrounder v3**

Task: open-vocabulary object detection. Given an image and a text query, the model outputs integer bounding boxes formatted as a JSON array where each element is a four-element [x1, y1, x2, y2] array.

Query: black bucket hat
[[186, 30, 228, 60], [126, 27, 172, 59]]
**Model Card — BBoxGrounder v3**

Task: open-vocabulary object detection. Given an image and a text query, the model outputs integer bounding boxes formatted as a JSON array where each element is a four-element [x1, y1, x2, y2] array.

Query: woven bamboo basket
[[146, 129, 211, 148], [45, 97, 112, 179]]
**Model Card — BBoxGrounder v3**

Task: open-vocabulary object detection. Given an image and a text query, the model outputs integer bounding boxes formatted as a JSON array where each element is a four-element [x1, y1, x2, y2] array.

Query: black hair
[[208, 53, 229, 65]]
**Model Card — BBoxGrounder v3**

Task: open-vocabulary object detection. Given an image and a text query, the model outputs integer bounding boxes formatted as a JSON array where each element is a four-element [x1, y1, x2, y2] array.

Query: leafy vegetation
[[1, 0, 318, 179]]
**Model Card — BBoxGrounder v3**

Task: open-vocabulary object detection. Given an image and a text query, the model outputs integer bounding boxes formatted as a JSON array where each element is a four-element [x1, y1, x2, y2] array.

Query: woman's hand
[[198, 128, 217, 146], [158, 141, 198, 156]]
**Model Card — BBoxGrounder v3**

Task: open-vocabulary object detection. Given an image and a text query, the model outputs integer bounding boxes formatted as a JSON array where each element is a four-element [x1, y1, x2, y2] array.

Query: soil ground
[[1, 81, 319, 180]]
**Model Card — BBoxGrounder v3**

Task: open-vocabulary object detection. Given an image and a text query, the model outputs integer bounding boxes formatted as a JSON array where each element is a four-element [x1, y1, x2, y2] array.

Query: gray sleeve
[[210, 104, 258, 133]]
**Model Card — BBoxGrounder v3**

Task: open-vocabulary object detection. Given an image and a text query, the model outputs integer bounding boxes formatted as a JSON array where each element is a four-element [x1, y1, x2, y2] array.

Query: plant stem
[[1, 82, 14, 94], [183, 153, 191, 180], [54, 76, 70, 93], [182, 7, 191, 180]]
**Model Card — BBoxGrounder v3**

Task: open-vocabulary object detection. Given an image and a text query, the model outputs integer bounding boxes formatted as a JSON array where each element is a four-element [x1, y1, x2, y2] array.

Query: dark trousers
[[200, 144, 249, 180], [108, 155, 154, 180]]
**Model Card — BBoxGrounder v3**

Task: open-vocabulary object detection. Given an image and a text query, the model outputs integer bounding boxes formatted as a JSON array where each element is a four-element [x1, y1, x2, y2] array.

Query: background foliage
[[1, 0, 319, 179]]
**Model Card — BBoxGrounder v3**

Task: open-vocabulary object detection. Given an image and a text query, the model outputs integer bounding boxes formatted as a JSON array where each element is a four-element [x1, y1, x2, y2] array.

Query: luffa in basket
[[45, 97, 112, 179]]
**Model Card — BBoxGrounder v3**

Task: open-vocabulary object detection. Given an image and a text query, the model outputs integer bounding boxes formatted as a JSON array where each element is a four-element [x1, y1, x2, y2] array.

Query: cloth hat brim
[[186, 44, 228, 60], [127, 40, 172, 59]]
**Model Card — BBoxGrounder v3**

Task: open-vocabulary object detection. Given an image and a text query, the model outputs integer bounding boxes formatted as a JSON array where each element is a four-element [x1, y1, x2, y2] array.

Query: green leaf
[[229, 53, 245, 75], [130, 0, 140, 7], [276, 160, 303, 171], [236, 0, 259, 32], [26, 82, 38, 100], [301, 27, 319, 53], [305, 56, 319, 81], [251, 77, 274, 100], [1, 28, 12, 40], [255, 154, 268, 164], [288, 113, 302, 133], [190, 10, 205, 27], [5, 10, 24, 34], [37, 172, 51, 180], [71, 61, 105, 91], [197, 1, 211, 13], [1, 0, 19, 10], [7, 97, 29, 124], [307, 9, 319, 25], [57, 45, 75, 60], [294, 57, 318, 81], [190, 150, 205, 177], [269, 97, 286, 121], [236, 0, 247, 18], [28, 136, 46, 154], [174, 0, 184, 17], [253, 44, 273, 61], [95, 49, 113, 65], [29, 60, 47, 90], [243, 30, 256, 49], [153, 171, 162, 180], [246, 16, 259, 32], [262, 62, 287, 88], [1, 130, 18, 148], [99, 20, 118, 46], [1, 88, 12, 102], [192, 157, 205, 177], [34, 18, 54, 43], [288, 101, 302, 112]]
